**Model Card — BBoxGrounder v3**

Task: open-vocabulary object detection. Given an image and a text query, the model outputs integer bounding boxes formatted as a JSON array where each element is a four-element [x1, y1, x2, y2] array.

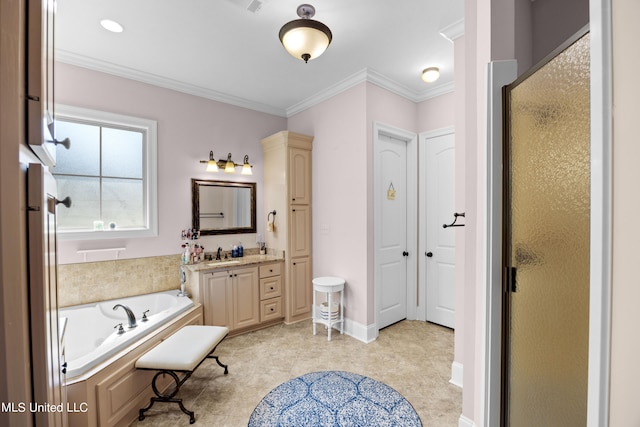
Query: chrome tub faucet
[[113, 304, 137, 328]]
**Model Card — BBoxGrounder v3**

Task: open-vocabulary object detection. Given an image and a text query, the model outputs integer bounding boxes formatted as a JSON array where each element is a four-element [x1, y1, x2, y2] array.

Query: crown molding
[[439, 18, 465, 42], [56, 49, 288, 117], [286, 68, 454, 117], [56, 50, 454, 119], [285, 69, 369, 117]]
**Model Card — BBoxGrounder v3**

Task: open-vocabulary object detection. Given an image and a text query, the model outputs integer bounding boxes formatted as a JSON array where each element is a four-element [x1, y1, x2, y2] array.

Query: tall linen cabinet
[[261, 131, 313, 324]]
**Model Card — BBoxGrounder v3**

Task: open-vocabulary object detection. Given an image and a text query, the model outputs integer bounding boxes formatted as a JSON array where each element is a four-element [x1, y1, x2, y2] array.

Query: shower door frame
[[500, 25, 597, 426]]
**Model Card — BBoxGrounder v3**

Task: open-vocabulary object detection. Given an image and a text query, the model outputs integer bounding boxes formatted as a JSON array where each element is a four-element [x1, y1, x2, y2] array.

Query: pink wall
[[287, 84, 369, 325], [417, 92, 455, 130], [55, 63, 286, 264], [610, 0, 640, 423], [288, 81, 419, 327]]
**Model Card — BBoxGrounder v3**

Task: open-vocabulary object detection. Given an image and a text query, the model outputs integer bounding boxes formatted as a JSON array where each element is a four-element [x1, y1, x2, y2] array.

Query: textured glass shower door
[[502, 30, 590, 426]]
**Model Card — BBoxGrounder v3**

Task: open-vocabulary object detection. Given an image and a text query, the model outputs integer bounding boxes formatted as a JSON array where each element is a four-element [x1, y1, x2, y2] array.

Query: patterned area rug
[[248, 371, 422, 427]]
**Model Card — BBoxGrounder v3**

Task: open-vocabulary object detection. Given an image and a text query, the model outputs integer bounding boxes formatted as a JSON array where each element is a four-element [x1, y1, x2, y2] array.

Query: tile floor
[[130, 320, 462, 426]]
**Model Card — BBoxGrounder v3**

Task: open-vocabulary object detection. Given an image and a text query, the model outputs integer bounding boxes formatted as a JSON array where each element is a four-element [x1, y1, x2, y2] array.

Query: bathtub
[[60, 290, 194, 379]]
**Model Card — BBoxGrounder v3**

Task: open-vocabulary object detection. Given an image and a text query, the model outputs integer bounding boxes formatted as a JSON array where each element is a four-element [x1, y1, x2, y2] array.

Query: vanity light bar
[[199, 151, 253, 175]]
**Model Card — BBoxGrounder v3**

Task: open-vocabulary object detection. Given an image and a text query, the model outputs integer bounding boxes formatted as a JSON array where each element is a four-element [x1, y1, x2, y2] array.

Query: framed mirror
[[192, 179, 256, 235]]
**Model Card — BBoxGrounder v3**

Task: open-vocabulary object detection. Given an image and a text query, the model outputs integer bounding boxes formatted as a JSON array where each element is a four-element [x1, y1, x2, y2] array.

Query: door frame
[[418, 126, 455, 322], [373, 122, 418, 332]]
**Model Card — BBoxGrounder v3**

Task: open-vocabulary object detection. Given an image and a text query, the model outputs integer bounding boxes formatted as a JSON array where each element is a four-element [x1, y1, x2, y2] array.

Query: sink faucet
[[216, 247, 222, 260], [113, 304, 137, 328]]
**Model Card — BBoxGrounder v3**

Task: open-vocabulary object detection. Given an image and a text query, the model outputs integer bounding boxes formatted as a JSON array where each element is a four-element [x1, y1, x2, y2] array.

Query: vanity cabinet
[[259, 263, 283, 322], [198, 261, 284, 335], [202, 267, 260, 331], [261, 131, 313, 324]]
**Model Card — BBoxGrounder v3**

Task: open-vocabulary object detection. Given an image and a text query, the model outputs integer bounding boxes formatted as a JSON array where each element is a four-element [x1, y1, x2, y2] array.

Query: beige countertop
[[182, 253, 284, 273]]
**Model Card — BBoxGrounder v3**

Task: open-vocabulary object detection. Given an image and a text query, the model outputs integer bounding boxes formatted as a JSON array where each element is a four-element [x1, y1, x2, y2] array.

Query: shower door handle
[[504, 266, 517, 293]]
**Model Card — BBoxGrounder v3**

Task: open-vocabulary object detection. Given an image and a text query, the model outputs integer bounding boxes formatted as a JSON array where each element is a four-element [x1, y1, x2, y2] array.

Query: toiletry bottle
[[238, 242, 243, 257], [231, 245, 238, 258], [181, 244, 188, 264]]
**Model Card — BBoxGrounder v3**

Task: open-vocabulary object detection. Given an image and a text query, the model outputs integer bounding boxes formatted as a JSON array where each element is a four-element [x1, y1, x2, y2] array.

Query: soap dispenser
[[238, 242, 244, 257]]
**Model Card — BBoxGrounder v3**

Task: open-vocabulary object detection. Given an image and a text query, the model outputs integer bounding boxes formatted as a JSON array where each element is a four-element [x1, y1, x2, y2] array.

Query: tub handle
[[114, 323, 125, 335], [142, 310, 150, 322]]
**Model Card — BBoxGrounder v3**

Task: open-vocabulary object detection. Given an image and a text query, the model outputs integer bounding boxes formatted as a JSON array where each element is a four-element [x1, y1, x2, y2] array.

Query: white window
[[52, 105, 157, 240]]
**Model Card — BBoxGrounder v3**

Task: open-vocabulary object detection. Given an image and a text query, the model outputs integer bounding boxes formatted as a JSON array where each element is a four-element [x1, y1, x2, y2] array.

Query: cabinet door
[[202, 271, 232, 327], [27, 0, 57, 166], [288, 148, 311, 204], [290, 205, 311, 257], [231, 267, 260, 330], [289, 257, 312, 318]]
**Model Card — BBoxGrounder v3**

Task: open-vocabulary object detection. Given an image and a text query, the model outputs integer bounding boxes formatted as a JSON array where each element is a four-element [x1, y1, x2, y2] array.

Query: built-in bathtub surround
[[60, 290, 195, 379], [58, 255, 182, 307]]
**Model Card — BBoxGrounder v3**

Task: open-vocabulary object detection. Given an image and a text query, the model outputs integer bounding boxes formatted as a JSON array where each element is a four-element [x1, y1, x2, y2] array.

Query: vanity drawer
[[260, 276, 282, 300], [259, 263, 281, 278], [260, 298, 283, 322]]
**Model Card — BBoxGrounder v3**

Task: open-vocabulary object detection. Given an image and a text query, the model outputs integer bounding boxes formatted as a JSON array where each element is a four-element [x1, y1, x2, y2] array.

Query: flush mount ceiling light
[[100, 19, 124, 33], [279, 4, 332, 63], [421, 67, 440, 83], [199, 151, 253, 175]]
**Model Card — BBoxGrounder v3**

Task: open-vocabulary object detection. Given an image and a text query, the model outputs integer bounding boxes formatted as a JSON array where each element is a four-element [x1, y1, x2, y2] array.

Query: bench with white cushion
[[136, 325, 229, 424]]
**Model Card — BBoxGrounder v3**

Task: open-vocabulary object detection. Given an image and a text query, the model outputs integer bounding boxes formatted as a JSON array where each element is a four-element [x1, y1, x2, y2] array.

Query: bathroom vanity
[[184, 255, 285, 336]]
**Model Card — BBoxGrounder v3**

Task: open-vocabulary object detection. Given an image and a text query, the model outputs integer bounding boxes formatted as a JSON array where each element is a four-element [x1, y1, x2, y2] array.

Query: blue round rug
[[248, 371, 422, 427]]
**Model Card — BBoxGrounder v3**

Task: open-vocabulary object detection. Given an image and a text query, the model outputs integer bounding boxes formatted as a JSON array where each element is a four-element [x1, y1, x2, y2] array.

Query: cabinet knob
[[270, 287, 274, 290], [270, 308, 274, 312], [269, 269, 273, 272]]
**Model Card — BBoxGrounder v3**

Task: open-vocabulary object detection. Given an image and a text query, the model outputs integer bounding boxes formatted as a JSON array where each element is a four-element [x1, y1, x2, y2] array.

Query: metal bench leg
[[211, 355, 229, 374], [138, 370, 196, 424]]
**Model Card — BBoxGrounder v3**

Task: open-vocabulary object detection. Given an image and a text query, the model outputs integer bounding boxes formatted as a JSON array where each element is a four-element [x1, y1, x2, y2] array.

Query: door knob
[[426, 252, 433, 257], [56, 196, 72, 208]]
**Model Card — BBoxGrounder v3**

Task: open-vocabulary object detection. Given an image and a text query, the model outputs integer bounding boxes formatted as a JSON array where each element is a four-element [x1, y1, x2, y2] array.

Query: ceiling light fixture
[[279, 4, 332, 63], [100, 19, 124, 33], [421, 67, 440, 83], [199, 151, 253, 175]]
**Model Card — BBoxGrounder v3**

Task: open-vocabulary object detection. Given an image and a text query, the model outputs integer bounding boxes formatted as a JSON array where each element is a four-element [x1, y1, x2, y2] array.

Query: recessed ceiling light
[[100, 19, 124, 33]]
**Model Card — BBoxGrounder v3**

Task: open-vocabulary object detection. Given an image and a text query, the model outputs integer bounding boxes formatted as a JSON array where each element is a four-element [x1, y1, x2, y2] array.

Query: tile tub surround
[[128, 320, 461, 427], [58, 250, 285, 308], [58, 255, 183, 307]]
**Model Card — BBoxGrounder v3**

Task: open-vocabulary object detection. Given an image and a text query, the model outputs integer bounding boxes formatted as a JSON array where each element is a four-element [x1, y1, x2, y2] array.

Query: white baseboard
[[450, 361, 463, 388], [459, 414, 475, 427], [343, 318, 378, 343]]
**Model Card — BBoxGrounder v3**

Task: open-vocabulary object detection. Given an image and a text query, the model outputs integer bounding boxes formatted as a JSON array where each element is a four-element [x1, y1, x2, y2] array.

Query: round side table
[[312, 276, 345, 341]]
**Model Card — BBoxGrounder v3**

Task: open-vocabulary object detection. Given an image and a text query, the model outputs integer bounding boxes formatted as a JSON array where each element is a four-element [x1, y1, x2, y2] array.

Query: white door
[[375, 133, 408, 329], [425, 132, 456, 328]]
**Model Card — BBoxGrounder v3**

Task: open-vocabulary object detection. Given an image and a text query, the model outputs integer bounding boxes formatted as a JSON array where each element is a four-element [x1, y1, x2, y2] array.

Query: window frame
[[54, 105, 158, 240]]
